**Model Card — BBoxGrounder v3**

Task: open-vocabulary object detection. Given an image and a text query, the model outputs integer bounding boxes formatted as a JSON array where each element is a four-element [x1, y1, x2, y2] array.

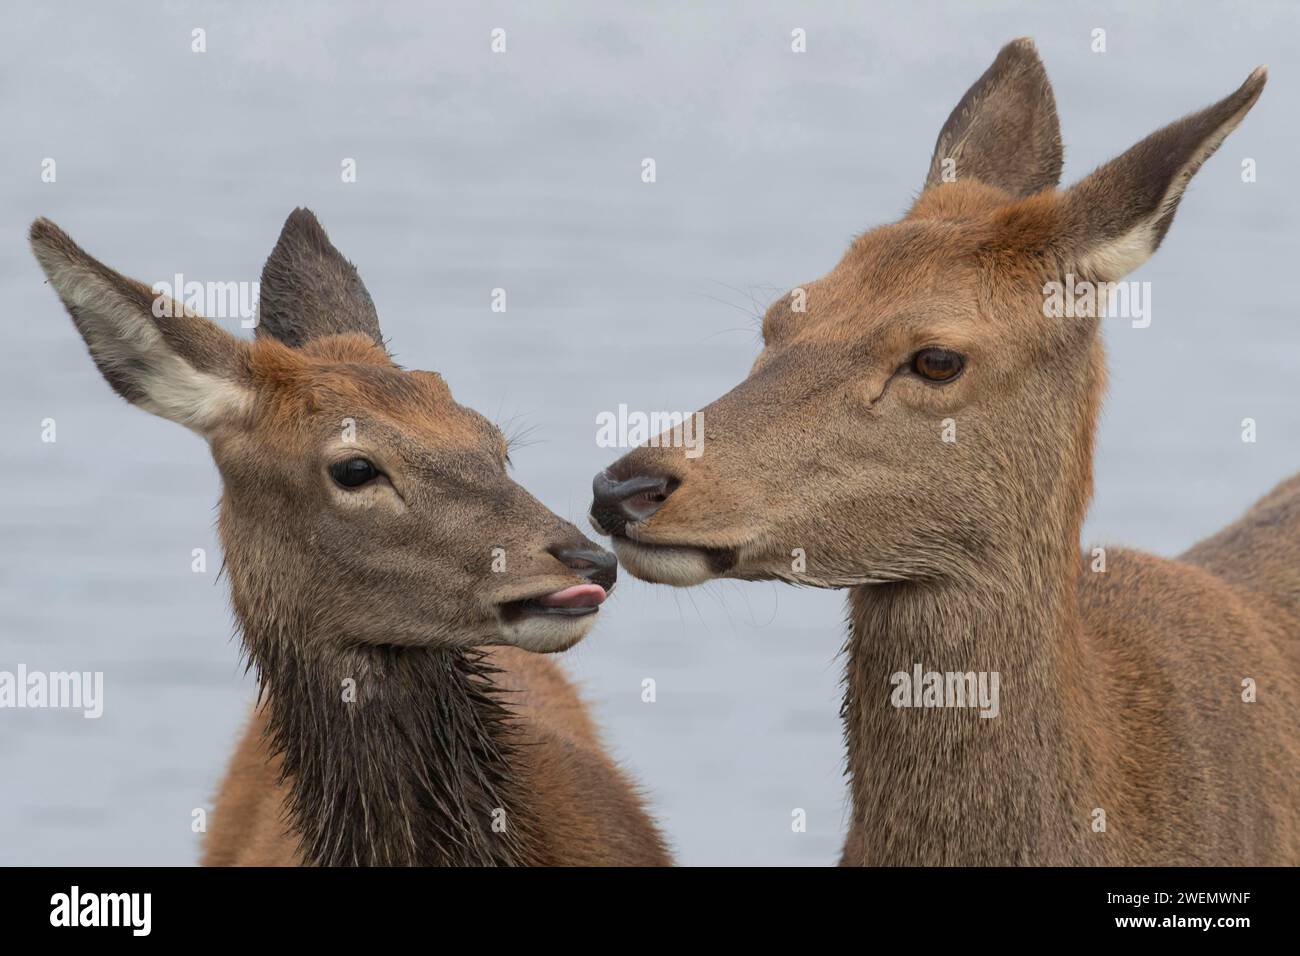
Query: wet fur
[[31, 211, 671, 867], [203, 645, 671, 866]]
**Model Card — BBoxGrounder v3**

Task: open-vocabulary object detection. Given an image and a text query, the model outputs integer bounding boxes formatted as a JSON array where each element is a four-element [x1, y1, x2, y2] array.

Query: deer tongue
[[537, 584, 607, 608]]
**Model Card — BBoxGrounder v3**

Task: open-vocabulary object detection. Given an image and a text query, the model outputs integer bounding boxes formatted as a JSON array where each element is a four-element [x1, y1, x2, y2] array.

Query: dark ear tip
[[269, 208, 343, 264], [999, 36, 1045, 68], [286, 206, 322, 228], [280, 207, 328, 243], [29, 217, 62, 249], [1226, 66, 1267, 116], [28, 218, 81, 275], [992, 38, 1053, 95]]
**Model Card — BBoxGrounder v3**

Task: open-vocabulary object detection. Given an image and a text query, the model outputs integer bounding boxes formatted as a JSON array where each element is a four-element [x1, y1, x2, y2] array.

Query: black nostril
[[590, 470, 679, 536], [548, 542, 618, 591]]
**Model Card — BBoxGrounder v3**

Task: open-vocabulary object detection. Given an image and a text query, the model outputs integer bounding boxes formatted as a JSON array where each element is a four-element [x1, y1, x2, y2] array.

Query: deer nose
[[590, 471, 676, 536], [547, 541, 618, 591]]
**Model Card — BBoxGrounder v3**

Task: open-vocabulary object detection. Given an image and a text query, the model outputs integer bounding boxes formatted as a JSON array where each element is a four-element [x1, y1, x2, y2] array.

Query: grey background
[[1, 1, 1296, 865]]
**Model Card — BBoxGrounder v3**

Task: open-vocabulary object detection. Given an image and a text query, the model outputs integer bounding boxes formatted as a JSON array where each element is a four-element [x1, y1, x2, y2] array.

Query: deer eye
[[911, 348, 965, 383], [330, 458, 380, 488]]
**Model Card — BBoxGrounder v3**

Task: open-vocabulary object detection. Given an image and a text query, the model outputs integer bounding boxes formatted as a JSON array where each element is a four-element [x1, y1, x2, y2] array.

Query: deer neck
[[240, 623, 539, 867], [842, 523, 1109, 865]]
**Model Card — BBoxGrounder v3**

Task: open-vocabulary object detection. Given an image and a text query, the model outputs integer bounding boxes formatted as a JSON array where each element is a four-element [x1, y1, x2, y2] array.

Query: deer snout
[[590, 471, 679, 536], [548, 540, 618, 591]]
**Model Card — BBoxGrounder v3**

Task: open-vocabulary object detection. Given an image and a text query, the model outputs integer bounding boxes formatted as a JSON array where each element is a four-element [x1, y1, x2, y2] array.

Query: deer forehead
[[767, 211, 1062, 354], [244, 336, 488, 449]]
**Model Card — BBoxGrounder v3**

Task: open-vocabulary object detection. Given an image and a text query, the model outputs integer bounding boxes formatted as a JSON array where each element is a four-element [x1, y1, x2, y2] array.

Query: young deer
[[31, 210, 670, 866], [591, 40, 1299, 865]]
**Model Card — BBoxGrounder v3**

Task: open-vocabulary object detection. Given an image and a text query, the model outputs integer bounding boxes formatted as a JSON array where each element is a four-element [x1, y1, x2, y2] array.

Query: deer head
[[592, 40, 1265, 590], [32, 209, 614, 655]]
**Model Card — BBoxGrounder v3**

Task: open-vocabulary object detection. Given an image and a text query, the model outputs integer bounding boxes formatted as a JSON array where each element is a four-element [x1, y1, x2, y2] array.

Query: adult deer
[[31, 210, 670, 866], [591, 40, 1298, 865]]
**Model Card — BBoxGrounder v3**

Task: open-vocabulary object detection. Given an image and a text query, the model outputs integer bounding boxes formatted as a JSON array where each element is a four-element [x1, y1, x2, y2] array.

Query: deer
[[30, 209, 671, 867], [590, 39, 1299, 865]]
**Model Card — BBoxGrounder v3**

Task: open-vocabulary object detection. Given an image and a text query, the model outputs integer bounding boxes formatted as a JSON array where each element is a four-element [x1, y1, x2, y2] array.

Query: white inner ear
[[1075, 221, 1159, 284], [120, 343, 249, 434], [41, 254, 249, 434]]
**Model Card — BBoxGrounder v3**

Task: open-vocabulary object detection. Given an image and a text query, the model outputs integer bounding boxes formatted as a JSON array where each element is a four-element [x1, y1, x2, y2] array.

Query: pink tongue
[[538, 584, 607, 609]]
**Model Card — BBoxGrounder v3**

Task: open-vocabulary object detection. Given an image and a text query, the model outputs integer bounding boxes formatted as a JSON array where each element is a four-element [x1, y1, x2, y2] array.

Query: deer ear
[[256, 208, 385, 350], [30, 218, 253, 435], [923, 37, 1062, 198], [1056, 67, 1266, 283]]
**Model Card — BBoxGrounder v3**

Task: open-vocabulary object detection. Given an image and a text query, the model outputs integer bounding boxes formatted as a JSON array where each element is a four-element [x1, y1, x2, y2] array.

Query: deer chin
[[494, 583, 608, 653], [610, 536, 732, 587], [496, 612, 598, 653]]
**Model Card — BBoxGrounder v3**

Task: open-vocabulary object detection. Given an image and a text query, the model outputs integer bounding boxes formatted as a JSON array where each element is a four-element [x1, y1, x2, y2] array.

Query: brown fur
[[595, 41, 1297, 864], [31, 211, 670, 867], [202, 646, 667, 866]]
